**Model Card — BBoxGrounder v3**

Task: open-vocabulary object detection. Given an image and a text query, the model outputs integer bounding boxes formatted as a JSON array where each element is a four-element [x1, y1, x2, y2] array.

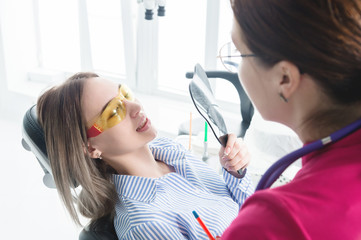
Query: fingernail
[[224, 147, 231, 155]]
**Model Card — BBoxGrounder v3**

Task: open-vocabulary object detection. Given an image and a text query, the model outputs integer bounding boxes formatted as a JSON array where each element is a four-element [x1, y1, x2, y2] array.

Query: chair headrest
[[22, 105, 55, 188], [23, 105, 47, 157]]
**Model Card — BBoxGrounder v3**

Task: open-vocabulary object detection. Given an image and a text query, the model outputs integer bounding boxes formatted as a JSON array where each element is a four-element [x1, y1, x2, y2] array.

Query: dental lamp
[[138, 0, 166, 20]]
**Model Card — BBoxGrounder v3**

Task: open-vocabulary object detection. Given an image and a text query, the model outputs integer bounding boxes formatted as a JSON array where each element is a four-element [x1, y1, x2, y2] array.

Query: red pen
[[192, 210, 215, 240]]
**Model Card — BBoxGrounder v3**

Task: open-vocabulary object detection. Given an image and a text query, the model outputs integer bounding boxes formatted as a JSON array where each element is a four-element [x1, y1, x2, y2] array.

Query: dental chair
[[179, 71, 254, 138], [21, 105, 118, 240]]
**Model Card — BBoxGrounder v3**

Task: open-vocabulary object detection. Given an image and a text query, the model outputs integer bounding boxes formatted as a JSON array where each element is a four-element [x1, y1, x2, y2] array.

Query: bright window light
[[157, 0, 206, 95], [215, 0, 239, 105], [87, 0, 129, 76], [38, 0, 80, 72]]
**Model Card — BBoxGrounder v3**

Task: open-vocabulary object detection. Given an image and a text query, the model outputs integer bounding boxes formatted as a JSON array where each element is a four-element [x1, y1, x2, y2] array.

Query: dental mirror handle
[[219, 134, 247, 178]]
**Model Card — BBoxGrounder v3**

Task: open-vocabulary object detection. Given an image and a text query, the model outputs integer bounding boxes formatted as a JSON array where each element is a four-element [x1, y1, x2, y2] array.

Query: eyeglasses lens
[[219, 42, 240, 73], [86, 85, 134, 138]]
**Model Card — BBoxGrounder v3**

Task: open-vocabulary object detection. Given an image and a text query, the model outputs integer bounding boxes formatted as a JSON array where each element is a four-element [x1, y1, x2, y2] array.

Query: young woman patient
[[36, 72, 253, 239]]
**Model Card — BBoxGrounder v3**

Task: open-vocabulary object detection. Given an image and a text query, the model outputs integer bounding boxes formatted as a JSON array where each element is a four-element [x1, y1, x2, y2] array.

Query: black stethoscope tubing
[[256, 118, 361, 191]]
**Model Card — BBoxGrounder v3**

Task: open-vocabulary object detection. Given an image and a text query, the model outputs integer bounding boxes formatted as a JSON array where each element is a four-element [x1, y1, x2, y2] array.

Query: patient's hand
[[219, 133, 250, 177]]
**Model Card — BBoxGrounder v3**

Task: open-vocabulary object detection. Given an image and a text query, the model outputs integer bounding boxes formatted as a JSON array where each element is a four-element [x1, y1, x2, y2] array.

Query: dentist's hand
[[219, 133, 250, 177]]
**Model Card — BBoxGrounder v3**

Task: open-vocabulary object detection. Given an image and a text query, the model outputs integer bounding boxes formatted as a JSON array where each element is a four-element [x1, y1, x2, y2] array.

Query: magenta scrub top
[[222, 127, 361, 239]]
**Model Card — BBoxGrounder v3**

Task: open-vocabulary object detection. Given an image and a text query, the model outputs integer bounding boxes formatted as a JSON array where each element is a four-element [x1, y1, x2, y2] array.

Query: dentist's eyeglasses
[[217, 42, 256, 74]]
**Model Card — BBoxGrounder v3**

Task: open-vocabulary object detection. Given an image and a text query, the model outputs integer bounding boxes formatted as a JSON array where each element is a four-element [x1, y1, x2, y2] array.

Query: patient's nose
[[124, 100, 142, 118]]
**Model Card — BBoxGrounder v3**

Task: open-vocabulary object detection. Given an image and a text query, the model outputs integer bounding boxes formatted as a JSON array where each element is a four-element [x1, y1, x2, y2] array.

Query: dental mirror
[[189, 63, 246, 177], [189, 64, 229, 146]]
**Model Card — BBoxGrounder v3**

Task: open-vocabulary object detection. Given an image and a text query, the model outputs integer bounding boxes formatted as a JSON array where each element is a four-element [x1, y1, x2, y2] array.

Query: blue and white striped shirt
[[113, 137, 254, 239]]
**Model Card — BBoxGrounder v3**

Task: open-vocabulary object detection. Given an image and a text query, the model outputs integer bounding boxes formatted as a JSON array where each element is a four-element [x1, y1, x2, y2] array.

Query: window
[[152, 0, 240, 112], [0, 0, 137, 95], [157, 0, 207, 94], [1, 0, 240, 114], [37, 0, 80, 72], [0, 0, 39, 93], [87, 0, 132, 76], [214, 0, 239, 108]]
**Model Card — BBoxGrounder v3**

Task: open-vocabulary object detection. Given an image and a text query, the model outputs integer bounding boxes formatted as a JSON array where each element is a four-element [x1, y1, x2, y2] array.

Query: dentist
[[220, 0, 361, 239]]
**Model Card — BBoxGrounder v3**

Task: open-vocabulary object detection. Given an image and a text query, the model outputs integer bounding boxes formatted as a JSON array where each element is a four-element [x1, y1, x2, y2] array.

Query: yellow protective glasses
[[87, 84, 135, 138]]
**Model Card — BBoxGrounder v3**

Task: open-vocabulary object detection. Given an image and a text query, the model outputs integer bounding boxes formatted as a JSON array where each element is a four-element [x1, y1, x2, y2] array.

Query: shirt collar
[[113, 174, 157, 202], [112, 142, 187, 202], [149, 144, 186, 167]]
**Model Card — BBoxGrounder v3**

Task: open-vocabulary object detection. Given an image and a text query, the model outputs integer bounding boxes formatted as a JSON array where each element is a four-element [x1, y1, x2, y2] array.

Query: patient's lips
[[136, 116, 150, 132]]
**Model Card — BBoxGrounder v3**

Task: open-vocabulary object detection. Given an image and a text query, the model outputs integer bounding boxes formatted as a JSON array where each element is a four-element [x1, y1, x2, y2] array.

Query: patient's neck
[[105, 146, 175, 178]]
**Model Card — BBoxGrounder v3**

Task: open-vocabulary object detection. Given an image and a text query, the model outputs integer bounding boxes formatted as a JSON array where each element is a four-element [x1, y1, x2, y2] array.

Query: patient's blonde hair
[[37, 72, 118, 225]]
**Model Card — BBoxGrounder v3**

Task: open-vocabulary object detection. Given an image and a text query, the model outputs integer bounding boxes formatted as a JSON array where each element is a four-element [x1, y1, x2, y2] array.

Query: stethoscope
[[256, 118, 361, 191]]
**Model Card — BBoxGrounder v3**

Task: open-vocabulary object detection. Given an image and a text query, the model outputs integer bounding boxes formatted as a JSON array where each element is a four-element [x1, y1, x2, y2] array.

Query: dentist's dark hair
[[37, 72, 117, 225], [231, 0, 361, 105]]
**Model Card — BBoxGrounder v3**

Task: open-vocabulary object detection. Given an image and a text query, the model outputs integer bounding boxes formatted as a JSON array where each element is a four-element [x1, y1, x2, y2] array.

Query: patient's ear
[[84, 143, 102, 159]]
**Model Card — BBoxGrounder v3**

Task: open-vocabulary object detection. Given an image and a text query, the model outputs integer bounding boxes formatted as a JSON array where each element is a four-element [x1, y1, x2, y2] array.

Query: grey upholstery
[[79, 215, 118, 240]]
